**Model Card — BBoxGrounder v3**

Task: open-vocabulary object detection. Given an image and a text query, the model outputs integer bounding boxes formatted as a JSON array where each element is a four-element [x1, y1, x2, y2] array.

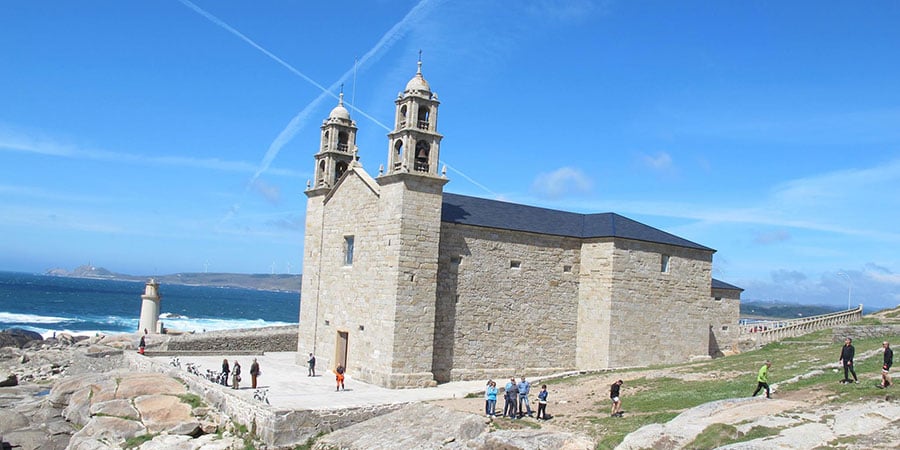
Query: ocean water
[[0, 271, 299, 338]]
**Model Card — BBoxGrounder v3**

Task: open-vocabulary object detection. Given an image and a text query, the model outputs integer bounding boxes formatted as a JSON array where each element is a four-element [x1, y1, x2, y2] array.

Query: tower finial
[[339, 84, 344, 105], [417, 50, 423, 75]]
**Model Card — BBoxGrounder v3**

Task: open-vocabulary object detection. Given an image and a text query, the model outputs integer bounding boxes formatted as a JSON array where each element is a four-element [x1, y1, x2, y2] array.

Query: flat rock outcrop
[[313, 402, 593, 450]]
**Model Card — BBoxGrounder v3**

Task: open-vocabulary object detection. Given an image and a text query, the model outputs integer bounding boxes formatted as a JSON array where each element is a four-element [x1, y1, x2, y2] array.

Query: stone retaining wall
[[155, 326, 298, 353], [124, 351, 402, 448], [831, 324, 900, 342]]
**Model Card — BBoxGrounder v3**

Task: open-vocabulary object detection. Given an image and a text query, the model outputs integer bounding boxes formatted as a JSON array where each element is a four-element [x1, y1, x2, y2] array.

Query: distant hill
[[740, 300, 844, 319], [45, 264, 301, 293]]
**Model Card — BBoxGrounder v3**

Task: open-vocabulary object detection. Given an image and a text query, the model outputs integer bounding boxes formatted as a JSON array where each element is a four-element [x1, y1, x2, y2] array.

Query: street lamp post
[[837, 272, 852, 310]]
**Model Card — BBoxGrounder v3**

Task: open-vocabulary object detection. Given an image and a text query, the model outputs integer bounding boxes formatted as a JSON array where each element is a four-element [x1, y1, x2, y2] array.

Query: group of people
[[484, 377, 549, 420], [219, 358, 262, 390], [752, 338, 894, 399]]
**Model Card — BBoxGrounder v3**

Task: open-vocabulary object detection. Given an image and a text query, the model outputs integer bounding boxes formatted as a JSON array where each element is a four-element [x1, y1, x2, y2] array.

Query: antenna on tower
[[203, 260, 209, 273], [351, 56, 358, 106], [271, 261, 276, 275]]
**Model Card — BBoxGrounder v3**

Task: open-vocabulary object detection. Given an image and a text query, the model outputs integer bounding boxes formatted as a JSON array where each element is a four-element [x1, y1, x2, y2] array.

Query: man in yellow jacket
[[752, 360, 772, 399]]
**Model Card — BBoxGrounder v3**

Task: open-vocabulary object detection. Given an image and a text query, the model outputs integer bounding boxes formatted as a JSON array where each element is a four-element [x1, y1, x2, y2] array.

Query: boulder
[[90, 399, 140, 421], [0, 373, 17, 387], [70, 416, 145, 448], [474, 430, 594, 450], [0, 409, 29, 433], [0, 328, 43, 348], [1, 429, 54, 450], [133, 394, 197, 434], [116, 373, 186, 399]]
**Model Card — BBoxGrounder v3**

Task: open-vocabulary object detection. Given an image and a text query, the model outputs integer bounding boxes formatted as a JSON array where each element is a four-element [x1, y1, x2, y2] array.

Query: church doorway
[[335, 331, 349, 370]]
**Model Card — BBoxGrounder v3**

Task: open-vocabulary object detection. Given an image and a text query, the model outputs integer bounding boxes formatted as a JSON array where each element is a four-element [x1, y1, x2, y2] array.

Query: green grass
[[557, 329, 900, 449], [123, 434, 155, 449], [177, 393, 206, 409]]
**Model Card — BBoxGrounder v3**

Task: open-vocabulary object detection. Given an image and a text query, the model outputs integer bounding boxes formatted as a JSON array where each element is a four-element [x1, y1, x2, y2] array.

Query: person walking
[[610, 380, 624, 417], [221, 359, 230, 387], [485, 380, 498, 417], [840, 337, 859, 384], [880, 341, 893, 389], [536, 385, 549, 420], [250, 358, 261, 389], [504, 377, 519, 418], [752, 360, 772, 398], [307, 353, 316, 377], [232, 361, 241, 390]]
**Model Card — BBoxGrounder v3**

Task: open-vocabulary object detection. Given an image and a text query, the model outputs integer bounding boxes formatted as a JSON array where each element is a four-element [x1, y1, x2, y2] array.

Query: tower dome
[[404, 60, 431, 93], [329, 92, 351, 120]]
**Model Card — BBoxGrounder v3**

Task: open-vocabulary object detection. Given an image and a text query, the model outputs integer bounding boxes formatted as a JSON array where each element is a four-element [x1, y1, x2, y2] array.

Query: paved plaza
[[157, 352, 488, 410]]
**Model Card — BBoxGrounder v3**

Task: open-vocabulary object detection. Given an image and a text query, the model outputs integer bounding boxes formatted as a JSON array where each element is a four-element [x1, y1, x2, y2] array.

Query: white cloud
[[753, 229, 791, 245], [639, 151, 675, 174], [531, 167, 593, 199]]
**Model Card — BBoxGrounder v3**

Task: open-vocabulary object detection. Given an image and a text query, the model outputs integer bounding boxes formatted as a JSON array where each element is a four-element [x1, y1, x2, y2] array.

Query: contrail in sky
[[177, 0, 450, 223]]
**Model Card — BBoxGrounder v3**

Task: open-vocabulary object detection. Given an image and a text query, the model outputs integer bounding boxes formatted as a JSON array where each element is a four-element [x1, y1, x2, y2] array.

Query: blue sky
[[2, 1, 899, 309]]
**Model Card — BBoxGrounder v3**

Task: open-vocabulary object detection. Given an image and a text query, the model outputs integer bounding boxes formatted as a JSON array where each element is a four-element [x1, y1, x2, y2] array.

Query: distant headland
[[44, 264, 302, 293]]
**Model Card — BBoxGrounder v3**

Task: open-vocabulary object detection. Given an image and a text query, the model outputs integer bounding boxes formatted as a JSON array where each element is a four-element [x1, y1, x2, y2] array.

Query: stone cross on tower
[[138, 279, 161, 334]]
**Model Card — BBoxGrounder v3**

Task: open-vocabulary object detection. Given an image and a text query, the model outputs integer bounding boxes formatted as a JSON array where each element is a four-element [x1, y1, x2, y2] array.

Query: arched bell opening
[[414, 141, 430, 172]]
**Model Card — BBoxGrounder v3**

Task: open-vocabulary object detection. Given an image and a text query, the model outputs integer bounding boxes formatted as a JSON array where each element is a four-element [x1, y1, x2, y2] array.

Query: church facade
[[297, 62, 742, 388]]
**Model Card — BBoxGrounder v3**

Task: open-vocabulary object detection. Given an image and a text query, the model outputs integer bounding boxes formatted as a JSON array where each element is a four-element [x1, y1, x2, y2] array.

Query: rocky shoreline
[[0, 330, 265, 450]]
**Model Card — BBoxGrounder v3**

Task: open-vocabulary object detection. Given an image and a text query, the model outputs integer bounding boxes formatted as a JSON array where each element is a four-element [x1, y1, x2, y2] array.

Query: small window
[[358, 325, 365, 331], [450, 256, 462, 264], [454, 294, 460, 304], [563, 265, 572, 273], [660, 254, 670, 273], [715, 297, 722, 301], [722, 325, 729, 331], [510, 260, 521, 269], [344, 236, 355, 265], [324, 320, 330, 326], [487, 322, 492, 331]]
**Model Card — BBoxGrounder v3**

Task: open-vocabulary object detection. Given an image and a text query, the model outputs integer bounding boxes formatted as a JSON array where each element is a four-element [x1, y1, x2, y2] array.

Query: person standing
[[485, 380, 498, 416], [518, 377, 533, 417], [880, 341, 893, 389], [138, 335, 146, 355], [536, 385, 549, 420], [221, 359, 230, 386], [610, 379, 624, 417], [752, 360, 772, 398], [232, 361, 241, 390], [307, 353, 316, 377], [335, 365, 345, 391], [250, 358, 261, 389], [504, 377, 519, 418], [840, 337, 859, 384]]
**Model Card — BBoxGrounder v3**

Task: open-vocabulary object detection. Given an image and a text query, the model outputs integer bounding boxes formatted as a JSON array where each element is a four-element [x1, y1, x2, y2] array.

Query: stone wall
[[576, 239, 614, 368], [607, 239, 716, 367], [707, 288, 741, 356], [832, 325, 900, 342], [161, 326, 297, 353], [434, 223, 581, 382]]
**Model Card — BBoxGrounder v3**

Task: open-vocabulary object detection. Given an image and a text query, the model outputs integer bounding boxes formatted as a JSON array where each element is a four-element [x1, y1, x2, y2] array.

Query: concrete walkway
[[156, 352, 487, 411]]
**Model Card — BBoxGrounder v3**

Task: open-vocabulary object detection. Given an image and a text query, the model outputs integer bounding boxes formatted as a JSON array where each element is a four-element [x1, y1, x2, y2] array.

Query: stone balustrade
[[740, 305, 863, 347]]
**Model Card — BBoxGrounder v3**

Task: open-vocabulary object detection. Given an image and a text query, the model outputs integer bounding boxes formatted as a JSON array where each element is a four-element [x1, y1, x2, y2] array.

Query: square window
[[660, 254, 670, 273], [563, 265, 572, 273], [510, 260, 521, 269], [344, 236, 355, 265]]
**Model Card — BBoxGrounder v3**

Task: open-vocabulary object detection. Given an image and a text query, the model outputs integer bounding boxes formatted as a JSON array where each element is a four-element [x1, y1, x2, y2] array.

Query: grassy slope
[[492, 311, 900, 449]]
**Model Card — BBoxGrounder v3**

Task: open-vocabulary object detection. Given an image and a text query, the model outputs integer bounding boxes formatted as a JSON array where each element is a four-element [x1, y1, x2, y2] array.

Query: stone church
[[297, 61, 742, 388]]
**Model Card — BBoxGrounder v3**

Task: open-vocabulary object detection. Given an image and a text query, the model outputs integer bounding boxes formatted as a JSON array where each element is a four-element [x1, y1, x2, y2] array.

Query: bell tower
[[385, 58, 442, 176], [310, 90, 358, 192]]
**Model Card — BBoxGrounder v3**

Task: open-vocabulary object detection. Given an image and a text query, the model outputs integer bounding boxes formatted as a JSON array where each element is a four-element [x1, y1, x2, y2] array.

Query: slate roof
[[711, 278, 744, 291], [441, 192, 714, 252]]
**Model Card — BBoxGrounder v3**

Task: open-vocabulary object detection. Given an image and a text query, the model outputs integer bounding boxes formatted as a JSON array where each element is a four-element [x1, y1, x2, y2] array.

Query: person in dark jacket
[[504, 377, 519, 418], [840, 337, 858, 384], [880, 341, 893, 388], [221, 359, 230, 386]]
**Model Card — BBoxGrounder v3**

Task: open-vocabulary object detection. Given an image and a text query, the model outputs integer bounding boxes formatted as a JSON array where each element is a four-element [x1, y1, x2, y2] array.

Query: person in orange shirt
[[335, 365, 345, 391]]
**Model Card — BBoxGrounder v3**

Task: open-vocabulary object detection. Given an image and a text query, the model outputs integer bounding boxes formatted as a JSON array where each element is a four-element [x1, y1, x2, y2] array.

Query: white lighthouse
[[138, 279, 161, 334]]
